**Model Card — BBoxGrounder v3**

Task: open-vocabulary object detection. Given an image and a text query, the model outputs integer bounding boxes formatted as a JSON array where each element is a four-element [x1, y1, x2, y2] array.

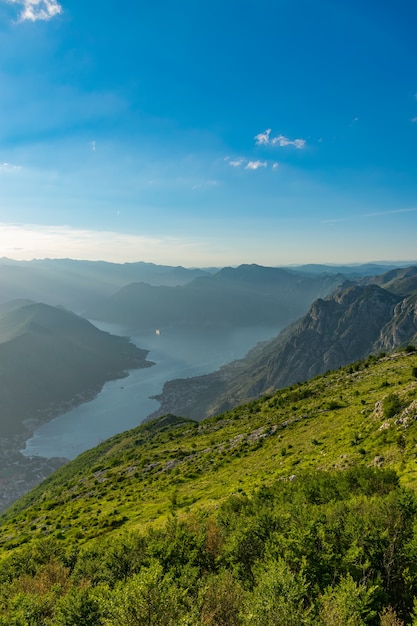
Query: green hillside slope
[[1, 350, 417, 623], [4, 348, 417, 540]]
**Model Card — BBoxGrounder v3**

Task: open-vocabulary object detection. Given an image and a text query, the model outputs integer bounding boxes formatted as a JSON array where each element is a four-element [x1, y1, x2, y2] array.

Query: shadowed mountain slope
[[0, 302, 152, 436]]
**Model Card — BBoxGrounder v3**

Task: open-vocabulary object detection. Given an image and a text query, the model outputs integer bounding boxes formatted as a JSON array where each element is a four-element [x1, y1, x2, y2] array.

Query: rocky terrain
[[151, 268, 417, 421]]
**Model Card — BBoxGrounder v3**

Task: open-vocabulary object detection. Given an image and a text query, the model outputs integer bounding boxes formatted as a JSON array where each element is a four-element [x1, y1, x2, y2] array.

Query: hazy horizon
[[1, 254, 417, 270]]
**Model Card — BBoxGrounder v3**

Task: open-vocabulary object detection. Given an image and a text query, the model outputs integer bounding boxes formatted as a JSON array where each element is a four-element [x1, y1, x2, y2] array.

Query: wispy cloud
[[363, 208, 417, 218], [225, 156, 270, 170], [228, 157, 245, 167], [0, 162, 22, 173], [412, 117, 417, 123], [7, 0, 62, 22], [322, 207, 417, 224], [191, 180, 218, 190], [245, 160, 267, 170], [254, 129, 306, 149]]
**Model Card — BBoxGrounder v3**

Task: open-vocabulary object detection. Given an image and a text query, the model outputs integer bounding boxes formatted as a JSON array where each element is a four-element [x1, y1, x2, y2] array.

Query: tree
[[243, 558, 312, 626], [317, 574, 377, 625]]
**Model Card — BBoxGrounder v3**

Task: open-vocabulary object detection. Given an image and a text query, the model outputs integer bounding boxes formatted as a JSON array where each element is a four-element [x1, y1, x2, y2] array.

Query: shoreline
[[0, 359, 155, 515]]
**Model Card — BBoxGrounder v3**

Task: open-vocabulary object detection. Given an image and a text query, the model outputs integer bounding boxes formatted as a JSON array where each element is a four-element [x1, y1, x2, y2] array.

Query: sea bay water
[[22, 323, 281, 460]]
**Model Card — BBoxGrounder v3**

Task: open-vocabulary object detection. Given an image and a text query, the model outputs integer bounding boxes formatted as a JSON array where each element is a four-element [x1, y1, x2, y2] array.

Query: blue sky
[[0, 0, 416, 266]]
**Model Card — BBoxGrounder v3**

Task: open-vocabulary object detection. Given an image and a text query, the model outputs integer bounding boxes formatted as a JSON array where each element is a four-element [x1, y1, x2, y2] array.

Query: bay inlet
[[22, 323, 281, 460]]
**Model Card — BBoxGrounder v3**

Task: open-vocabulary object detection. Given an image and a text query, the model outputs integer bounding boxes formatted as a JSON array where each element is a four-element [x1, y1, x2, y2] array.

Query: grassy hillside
[[1, 350, 417, 623], [2, 348, 417, 544]]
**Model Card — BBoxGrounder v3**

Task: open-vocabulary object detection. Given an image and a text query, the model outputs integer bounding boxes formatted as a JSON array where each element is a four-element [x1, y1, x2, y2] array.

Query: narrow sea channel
[[22, 323, 281, 460]]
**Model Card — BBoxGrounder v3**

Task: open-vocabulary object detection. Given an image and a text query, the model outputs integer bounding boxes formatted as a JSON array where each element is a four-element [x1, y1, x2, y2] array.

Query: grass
[[1, 350, 417, 556]]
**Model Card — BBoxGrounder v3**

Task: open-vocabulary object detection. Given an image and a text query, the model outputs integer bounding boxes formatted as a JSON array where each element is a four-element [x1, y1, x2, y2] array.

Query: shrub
[[382, 394, 402, 420]]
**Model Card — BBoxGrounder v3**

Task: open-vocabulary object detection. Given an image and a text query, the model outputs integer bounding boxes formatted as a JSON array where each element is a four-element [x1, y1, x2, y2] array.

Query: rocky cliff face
[[375, 295, 417, 351], [251, 284, 401, 391], [151, 270, 417, 421]]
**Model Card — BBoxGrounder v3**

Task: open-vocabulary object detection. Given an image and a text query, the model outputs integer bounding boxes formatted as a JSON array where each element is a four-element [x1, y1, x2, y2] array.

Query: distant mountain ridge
[[0, 257, 412, 315], [85, 264, 344, 331], [0, 258, 209, 312], [152, 267, 417, 420], [291, 262, 417, 276]]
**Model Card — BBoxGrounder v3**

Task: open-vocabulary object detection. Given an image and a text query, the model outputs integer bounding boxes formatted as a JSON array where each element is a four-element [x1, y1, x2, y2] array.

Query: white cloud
[[270, 134, 306, 149], [254, 129, 272, 145], [412, 117, 417, 123], [272, 162, 279, 169], [245, 160, 267, 170], [7, 0, 62, 22], [228, 158, 245, 167], [254, 129, 306, 149], [226, 157, 270, 170]]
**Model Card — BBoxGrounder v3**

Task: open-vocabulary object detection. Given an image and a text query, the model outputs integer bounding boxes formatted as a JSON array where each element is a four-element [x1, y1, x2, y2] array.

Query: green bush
[[382, 393, 402, 420]]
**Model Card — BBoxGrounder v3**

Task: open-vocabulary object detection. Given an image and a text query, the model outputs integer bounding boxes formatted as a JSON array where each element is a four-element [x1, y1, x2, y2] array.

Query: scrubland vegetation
[[1, 349, 417, 623]]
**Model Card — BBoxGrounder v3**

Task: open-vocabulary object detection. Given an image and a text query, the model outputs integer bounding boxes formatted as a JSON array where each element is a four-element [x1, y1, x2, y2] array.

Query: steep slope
[[2, 349, 417, 549], [85, 264, 343, 331], [0, 302, 152, 437], [152, 270, 417, 420], [1, 352, 417, 623]]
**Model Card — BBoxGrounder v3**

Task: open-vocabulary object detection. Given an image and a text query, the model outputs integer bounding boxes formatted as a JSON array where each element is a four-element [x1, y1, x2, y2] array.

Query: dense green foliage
[[1, 467, 417, 624], [1, 350, 417, 623]]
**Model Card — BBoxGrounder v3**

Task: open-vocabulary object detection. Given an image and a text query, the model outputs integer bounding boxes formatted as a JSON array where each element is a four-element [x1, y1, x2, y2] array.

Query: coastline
[[0, 356, 154, 514]]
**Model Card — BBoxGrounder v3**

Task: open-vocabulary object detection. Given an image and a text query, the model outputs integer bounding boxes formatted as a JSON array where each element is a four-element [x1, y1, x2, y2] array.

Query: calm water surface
[[22, 323, 281, 460]]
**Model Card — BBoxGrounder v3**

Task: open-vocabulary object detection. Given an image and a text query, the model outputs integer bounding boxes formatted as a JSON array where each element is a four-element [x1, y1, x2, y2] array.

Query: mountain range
[[0, 258, 208, 313], [152, 266, 417, 420], [85, 264, 345, 331]]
